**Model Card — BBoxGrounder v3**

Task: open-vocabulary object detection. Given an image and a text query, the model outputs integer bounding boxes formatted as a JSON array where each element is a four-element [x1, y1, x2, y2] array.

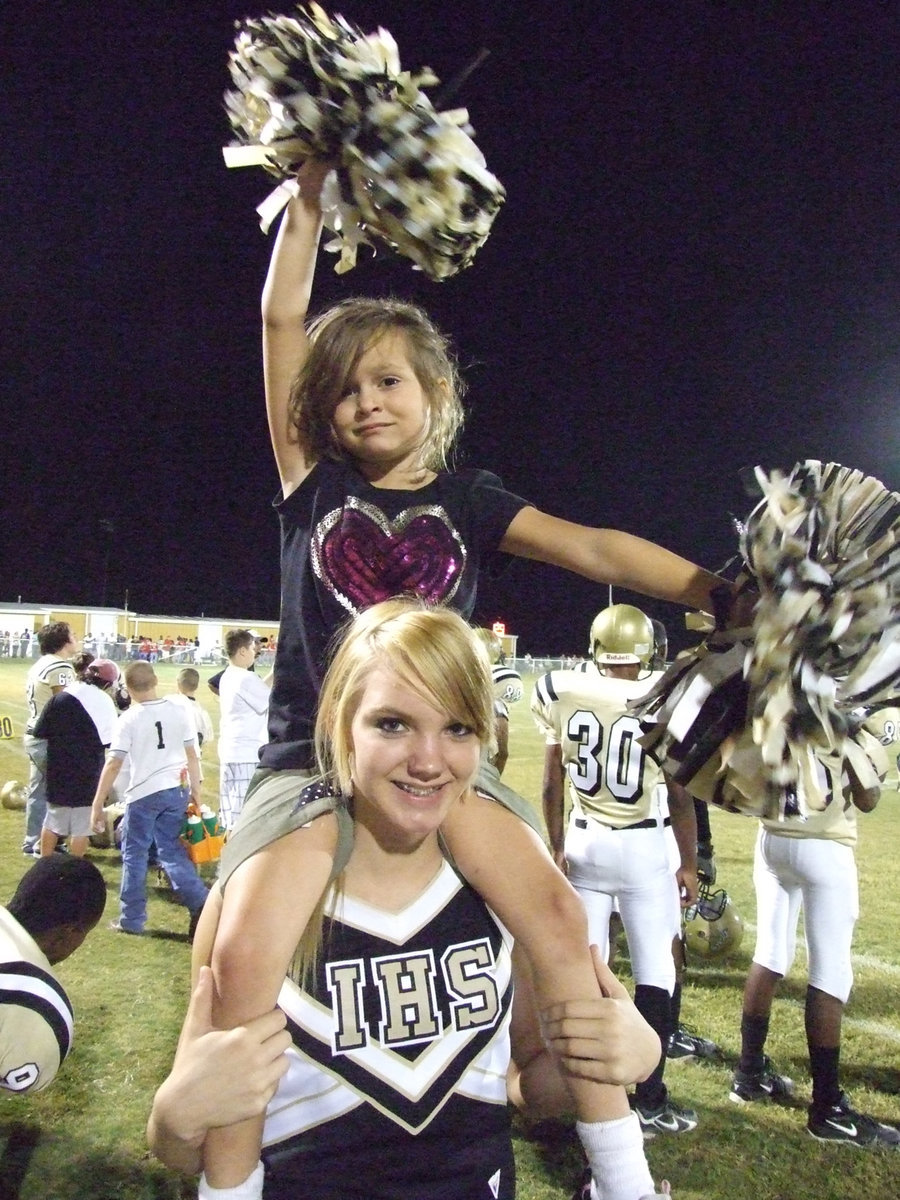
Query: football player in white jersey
[[729, 738, 900, 1148], [532, 604, 700, 1137], [1, 856, 106, 1094], [22, 622, 79, 855]]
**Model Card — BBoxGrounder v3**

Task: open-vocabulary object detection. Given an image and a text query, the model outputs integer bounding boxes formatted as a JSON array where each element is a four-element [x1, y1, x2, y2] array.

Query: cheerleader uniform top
[[260, 859, 515, 1199], [261, 460, 530, 770]]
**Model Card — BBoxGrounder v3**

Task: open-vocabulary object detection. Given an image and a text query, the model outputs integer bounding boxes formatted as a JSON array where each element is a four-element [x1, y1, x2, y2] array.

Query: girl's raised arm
[[261, 160, 330, 498]]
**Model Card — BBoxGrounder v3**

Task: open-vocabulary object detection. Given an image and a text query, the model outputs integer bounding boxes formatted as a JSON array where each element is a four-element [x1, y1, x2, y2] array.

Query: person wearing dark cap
[[0, 856, 106, 1094], [33, 658, 120, 857]]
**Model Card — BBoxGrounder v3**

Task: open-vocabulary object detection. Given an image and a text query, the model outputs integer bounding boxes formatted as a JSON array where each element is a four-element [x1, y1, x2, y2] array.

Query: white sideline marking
[[779, 997, 900, 1043], [843, 1017, 900, 1044], [743, 922, 900, 977], [851, 953, 900, 977]]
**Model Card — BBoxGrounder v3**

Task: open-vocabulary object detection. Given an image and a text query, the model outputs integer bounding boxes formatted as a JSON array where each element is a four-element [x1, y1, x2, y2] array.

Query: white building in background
[[0, 601, 279, 664]]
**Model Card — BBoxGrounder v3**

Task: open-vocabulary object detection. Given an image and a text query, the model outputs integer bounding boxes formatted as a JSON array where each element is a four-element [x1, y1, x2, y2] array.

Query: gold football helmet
[[589, 604, 655, 670], [474, 627, 503, 665], [683, 883, 744, 960]]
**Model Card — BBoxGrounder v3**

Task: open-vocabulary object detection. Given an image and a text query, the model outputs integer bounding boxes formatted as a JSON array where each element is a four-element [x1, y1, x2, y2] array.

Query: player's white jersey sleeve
[[530, 672, 564, 744], [0, 910, 74, 1094], [69, 681, 117, 745], [26, 656, 75, 728]]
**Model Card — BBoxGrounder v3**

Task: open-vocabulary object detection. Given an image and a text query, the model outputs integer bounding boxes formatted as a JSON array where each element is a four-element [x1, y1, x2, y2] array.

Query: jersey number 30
[[566, 711, 646, 805]]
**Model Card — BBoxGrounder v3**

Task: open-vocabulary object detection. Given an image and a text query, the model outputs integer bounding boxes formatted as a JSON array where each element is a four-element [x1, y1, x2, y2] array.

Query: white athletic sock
[[576, 1113, 655, 1200], [198, 1161, 264, 1200]]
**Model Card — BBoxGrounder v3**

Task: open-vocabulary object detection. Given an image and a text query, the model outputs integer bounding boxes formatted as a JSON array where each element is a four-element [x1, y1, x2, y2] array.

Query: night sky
[[4, 2, 899, 654]]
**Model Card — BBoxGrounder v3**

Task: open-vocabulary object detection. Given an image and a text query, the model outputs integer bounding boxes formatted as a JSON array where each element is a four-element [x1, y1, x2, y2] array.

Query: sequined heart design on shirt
[[313, 499, 465, 613]]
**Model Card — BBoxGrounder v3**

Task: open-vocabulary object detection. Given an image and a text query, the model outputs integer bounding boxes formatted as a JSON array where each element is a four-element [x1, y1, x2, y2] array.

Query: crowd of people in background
[[0, 630, 277, 665]]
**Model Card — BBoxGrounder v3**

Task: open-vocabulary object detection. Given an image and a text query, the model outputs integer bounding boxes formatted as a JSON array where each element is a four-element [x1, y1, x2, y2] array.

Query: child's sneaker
[[571, 1169, 673, 1198], [729, 1056, 793, 1103], [807, 1093, 900, 1148], [109, 920, 143, 936]]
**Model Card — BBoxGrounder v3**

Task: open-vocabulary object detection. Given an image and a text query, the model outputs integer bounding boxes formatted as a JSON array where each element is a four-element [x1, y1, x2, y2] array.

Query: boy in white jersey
[[217, 630, 271, 831], [532, 604, 700, 1138], [23, 622, 79, 855], [171, 667, 216, 781], [729, 738, 900, 1149], [90, 662, 209, 937]]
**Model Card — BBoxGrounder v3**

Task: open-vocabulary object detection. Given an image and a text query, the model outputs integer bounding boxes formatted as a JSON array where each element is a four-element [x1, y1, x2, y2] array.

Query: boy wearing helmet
[[532, 605, 701, 1137]]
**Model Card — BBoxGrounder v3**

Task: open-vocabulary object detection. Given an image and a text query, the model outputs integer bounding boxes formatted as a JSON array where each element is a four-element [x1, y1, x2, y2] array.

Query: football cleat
[[667, 1025, 720, 1063], [632, 1096, 699, 1135], [729, 1057, 794, 1104], [109, 920, 143, 936], [807, 1093, 900, 1148]]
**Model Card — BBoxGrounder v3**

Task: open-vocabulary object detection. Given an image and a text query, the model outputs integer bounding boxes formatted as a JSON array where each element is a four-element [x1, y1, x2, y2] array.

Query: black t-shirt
[[262, 461, 530, 770], [32, 692, 105, 808]]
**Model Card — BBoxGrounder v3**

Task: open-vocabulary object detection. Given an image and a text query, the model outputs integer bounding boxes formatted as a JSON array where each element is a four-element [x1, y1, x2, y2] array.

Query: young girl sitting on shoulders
[[196, 159, 723, 1197]]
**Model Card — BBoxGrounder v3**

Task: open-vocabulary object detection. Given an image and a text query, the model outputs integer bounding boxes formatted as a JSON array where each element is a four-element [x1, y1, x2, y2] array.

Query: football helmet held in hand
[[684, 882, 744, 960]]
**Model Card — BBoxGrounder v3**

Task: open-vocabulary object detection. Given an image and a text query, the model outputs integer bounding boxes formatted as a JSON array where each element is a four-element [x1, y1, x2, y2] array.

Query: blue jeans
[[119, 787, 209, 932], [23, 735, 48, 849]]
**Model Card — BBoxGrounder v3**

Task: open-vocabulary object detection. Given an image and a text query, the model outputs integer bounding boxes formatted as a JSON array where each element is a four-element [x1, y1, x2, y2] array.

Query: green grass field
[[1, 657, 898, 1199]]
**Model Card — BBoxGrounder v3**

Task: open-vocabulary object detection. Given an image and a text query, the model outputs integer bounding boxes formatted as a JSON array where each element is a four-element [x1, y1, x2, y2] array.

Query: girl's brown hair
[[289, 298, 465, 471]]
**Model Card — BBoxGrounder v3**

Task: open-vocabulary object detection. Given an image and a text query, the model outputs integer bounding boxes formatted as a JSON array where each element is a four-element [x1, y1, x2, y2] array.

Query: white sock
[[198, 1161, 264, 1200], [576, 1113, 655, 1200]]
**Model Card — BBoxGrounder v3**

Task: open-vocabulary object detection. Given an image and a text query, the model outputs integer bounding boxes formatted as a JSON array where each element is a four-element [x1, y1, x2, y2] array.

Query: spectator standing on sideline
[[22, 623, 79, 856], [90, 662, 209, 938], [217, 630, 271, 831], [33, 659, 120, 857], [170, 667, 216, 783], [1, 856, 106, 1094], [207, 630, 262, 697]]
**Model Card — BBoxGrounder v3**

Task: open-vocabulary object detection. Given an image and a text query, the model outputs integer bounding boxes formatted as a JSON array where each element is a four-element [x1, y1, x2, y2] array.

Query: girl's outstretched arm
[[262, 159, 330, 498], [500, 507, 726, 613]]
